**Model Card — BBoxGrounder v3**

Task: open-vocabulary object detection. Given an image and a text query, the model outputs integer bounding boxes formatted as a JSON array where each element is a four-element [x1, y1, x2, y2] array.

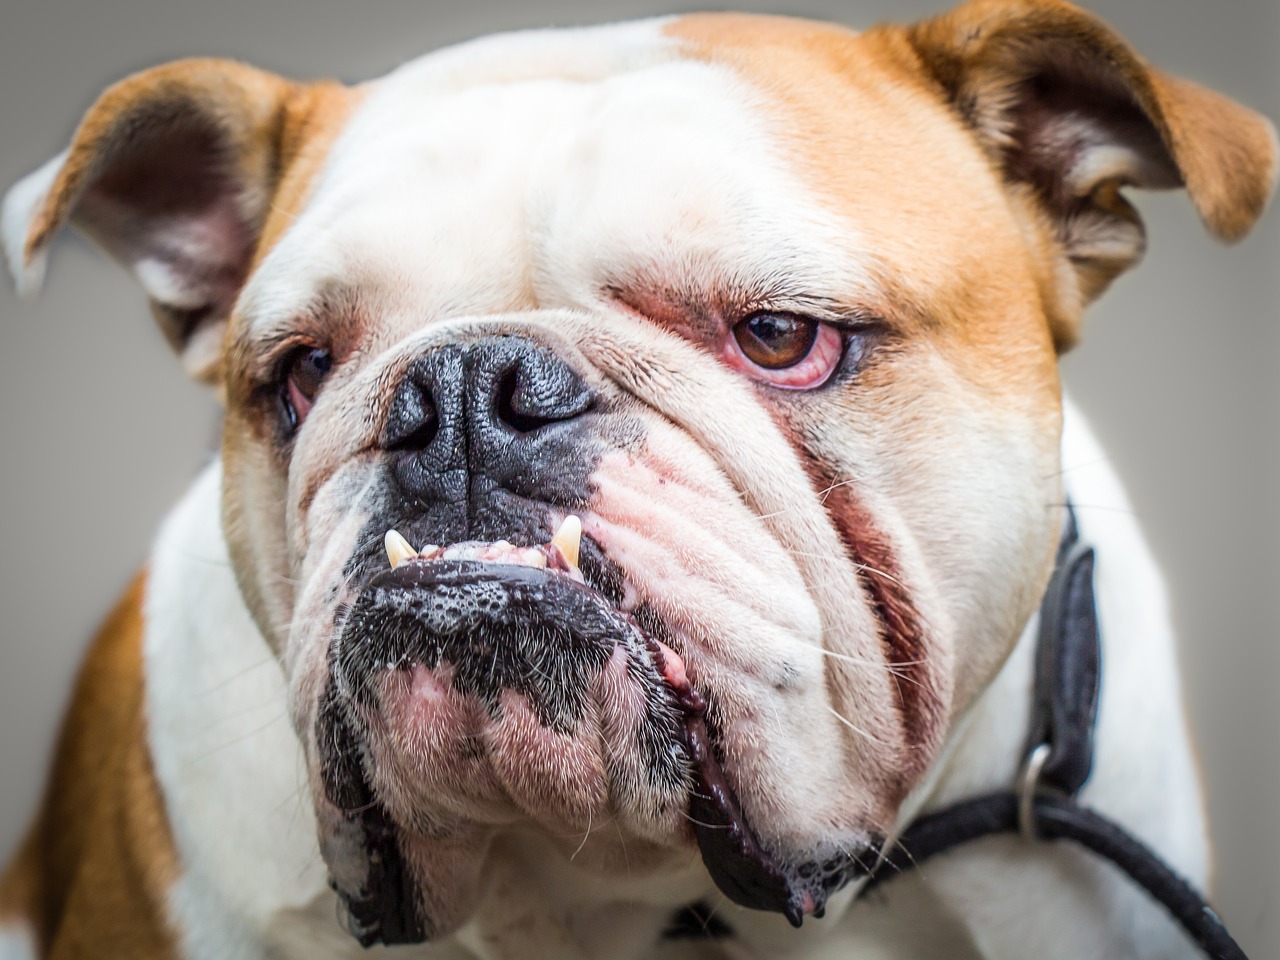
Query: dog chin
[[309, 530, 879, 945]]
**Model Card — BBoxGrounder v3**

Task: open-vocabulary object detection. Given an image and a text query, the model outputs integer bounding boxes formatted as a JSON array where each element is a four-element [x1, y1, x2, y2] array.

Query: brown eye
[[280, 347, 333, 431], [724, 312, 846, 389], [732, 312, 819, 369]]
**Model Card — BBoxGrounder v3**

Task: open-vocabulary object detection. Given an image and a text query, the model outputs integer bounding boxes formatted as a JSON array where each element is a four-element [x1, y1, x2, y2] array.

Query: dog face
[[4, 0, 1274, 945]]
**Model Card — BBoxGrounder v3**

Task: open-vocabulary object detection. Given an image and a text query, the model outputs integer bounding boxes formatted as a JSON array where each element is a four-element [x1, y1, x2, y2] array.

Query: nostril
[[384, 380, 439, 451], [495, 367, 586, 434], [387, 412, 438, 451]]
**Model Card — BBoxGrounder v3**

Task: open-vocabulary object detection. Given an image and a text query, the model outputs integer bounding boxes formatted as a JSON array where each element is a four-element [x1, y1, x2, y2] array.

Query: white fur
[[0, 150, 64, 299], [145, 464, 337, 959]]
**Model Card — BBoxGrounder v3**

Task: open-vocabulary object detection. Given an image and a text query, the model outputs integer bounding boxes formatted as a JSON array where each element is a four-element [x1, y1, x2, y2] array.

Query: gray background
[[0, 0, 1275, 955]]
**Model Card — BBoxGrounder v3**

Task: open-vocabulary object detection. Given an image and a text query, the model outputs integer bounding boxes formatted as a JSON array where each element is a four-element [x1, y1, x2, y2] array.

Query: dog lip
[[648, 641, 875, 925], [647, 639, 803, 925], [317, 688, 430, 946]]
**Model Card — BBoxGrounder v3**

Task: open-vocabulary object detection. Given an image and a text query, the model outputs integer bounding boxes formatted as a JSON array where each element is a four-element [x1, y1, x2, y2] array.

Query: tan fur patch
[[666, 14, 1061, 402], [0, 575, 181, 959], [254, 81, 363, 267]]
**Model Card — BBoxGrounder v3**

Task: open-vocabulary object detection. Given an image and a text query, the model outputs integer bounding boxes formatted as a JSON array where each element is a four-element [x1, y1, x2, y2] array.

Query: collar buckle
[[1016, 742, 1053, 841]]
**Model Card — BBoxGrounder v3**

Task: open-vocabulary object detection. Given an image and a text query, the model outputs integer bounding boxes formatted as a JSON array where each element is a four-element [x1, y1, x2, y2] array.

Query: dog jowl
[[1, 0, 1275, 957]]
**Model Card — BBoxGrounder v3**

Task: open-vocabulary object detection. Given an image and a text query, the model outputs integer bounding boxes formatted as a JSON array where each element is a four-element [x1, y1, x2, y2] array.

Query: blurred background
[[0, 0, 1275, 954]]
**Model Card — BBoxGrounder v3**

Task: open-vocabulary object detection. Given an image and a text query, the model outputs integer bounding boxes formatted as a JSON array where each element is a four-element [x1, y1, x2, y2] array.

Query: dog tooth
[[384, 529, 417, 569], [551, 515, 582, 569]]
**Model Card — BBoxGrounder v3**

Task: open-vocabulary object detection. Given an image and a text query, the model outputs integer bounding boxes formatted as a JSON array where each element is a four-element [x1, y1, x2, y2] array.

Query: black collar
[[862, 505, 1247, 960]]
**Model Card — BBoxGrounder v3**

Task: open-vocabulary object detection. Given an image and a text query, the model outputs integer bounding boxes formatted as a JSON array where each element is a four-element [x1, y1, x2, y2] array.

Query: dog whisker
[[825, 705, 890, 746], [752, 475, 864, 523], [817, 476, 866, 504], [810, 645, 932, 691], [678, 808, 734, 831], [1044, 455, 1112, 480], [610, 815, 633, 882], [180, 709, 291, 769], [196, 654, 281, 695], [570, 810, 594, 862], [1045, 500, 1134, 516], [786, 550, 907, 588]]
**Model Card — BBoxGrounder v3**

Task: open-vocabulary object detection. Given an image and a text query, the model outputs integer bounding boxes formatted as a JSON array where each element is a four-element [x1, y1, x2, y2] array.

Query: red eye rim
[[724, 315, 844, 389], [285, 376, 315, 427], [279, 346, 334, 431]]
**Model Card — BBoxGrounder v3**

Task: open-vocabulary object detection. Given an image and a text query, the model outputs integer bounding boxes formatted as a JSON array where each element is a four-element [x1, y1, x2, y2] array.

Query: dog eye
[[726, 312, 844, 388], [733, 312, 817, 368], [279, 347, 333, 431]]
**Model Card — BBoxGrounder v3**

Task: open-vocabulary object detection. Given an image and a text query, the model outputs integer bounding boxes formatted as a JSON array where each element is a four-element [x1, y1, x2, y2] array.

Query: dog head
[[5, 0, 1274, 944]]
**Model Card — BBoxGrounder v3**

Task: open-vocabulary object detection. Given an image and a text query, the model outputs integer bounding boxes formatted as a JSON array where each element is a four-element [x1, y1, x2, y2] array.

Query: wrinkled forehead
[[237, 15, 1035, 350]]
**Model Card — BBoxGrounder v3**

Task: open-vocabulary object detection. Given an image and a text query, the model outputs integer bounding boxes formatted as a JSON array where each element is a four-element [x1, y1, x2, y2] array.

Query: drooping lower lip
[[646, 638, 806, 925], [323, 530, 870, 941]]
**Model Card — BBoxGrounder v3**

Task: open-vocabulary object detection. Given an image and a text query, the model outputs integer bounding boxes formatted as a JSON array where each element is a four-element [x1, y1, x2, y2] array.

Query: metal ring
[[1017, 743, 1052, 841]]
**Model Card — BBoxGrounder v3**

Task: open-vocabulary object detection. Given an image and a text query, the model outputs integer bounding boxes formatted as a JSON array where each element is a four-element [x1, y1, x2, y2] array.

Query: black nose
[[382, 335, 596, 524]]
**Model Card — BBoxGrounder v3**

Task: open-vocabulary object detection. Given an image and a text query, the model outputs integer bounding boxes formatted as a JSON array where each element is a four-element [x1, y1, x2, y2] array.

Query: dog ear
[[901, 0, 1277, 343], [2, 59, 309, 384]]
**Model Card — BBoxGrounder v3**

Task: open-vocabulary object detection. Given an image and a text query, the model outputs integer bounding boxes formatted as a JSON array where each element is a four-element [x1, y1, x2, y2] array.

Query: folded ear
[[2, 60, 308, 383], [901, 0, 1277, 341]]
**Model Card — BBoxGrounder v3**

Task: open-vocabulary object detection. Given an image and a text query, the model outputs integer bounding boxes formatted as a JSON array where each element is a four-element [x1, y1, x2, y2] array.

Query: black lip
[[318, 688, 427, 947], [649, 642, 874, 926]]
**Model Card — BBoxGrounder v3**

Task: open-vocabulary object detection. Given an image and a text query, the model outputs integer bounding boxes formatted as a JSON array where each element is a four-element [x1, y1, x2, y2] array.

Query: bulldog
[[0, 1, 1274, 958]]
